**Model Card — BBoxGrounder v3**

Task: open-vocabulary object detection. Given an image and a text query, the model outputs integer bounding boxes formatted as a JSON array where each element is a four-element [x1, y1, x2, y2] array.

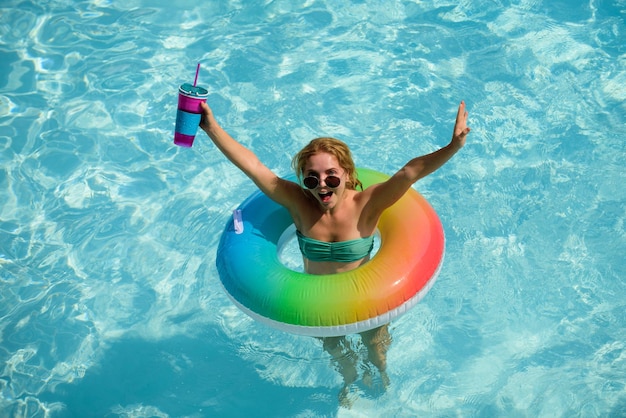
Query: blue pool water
[[1, 0, 625, 416]]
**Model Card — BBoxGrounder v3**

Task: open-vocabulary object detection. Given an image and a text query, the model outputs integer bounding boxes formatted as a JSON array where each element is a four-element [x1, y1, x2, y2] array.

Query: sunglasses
[[303, 175, 341, 189]]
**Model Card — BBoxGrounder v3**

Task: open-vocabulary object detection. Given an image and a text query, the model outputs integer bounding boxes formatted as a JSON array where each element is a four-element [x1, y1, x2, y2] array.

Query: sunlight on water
[[1, 0, 625, 416]]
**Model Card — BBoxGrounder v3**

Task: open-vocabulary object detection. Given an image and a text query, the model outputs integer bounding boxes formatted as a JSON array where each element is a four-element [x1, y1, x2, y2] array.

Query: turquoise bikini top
[[296, 230, 374, 263]]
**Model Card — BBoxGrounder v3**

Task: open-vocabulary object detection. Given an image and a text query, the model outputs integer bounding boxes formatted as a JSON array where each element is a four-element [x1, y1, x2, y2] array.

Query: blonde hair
[[291, 137, 362, 190]]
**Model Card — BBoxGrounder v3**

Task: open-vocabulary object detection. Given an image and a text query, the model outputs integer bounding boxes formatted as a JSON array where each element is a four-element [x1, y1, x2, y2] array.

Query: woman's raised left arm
[[363, 101, 471, 214]]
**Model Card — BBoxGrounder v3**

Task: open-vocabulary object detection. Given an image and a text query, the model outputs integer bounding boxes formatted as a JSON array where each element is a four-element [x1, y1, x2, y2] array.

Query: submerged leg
[[320, 336, 358, 407], [360, 325, 392, 388]]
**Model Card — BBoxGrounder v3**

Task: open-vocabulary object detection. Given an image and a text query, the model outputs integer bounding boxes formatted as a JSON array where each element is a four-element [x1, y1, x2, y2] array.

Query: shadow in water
[[40, 328, 335, 417]]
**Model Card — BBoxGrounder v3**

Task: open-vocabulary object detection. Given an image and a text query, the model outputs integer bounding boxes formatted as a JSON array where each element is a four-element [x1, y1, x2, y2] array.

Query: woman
[[200, 100, 470, 405]]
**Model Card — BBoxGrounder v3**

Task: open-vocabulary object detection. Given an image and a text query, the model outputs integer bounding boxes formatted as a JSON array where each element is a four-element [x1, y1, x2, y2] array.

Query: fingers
[[200, 102, 213, 121], [451, 101, 470, 147], [456, 100, 467, 123], [455, 101, 469, 132], [199, 102, 212, 131]]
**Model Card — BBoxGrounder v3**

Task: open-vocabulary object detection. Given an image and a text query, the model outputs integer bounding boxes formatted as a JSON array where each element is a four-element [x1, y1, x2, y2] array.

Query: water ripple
[[1, 0, 625, 416]]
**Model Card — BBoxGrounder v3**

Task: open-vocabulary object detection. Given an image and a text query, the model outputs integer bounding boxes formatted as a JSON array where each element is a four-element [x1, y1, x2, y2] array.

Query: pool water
[[1, 0, 625, 416]]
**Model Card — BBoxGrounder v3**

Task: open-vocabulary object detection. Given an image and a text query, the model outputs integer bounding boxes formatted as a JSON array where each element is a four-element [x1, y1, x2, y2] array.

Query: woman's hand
[[199, 101, 219, 134], [451, 101, 471, 148]]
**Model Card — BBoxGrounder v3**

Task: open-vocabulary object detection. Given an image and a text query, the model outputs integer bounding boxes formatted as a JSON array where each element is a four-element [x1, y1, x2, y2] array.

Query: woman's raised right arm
[[199, 102, 299, 207]]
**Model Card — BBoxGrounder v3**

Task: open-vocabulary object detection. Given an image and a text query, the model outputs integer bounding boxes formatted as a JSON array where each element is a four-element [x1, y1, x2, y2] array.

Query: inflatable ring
[[216, 168, 445, 337]]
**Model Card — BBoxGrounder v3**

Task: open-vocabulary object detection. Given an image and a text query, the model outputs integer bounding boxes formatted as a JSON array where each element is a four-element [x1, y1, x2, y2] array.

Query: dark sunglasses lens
[[325, 176, 341, 188], [303, 176, 319, 189]]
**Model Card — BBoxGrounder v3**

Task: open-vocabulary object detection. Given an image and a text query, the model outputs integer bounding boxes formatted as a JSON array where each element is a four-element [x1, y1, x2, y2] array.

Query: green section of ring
[[216, 168, 444, 328]]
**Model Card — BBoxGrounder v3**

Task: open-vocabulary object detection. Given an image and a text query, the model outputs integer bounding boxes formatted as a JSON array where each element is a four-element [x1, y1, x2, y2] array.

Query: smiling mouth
[[319, 191, 333, 203]]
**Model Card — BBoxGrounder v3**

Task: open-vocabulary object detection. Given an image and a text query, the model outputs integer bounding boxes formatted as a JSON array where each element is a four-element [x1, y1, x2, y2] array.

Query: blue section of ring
[[175, 110, 202, 136]]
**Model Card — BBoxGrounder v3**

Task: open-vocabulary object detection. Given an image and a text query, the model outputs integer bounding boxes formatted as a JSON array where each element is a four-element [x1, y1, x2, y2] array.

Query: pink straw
[[193, 63, 200, 87]]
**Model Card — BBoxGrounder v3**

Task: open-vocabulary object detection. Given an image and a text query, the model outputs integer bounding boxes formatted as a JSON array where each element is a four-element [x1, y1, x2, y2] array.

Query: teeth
[[318, 192, 333, 202]]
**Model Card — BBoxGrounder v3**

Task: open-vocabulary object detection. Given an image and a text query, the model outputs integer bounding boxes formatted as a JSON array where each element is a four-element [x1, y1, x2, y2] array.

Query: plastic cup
[[174, 83, 209, 147]]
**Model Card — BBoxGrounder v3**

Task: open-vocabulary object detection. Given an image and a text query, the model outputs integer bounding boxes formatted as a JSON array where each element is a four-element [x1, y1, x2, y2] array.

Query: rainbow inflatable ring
[[216, 168, 445, 337]]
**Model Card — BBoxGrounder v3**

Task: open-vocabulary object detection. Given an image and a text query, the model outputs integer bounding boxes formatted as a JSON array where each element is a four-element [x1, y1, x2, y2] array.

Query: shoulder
[[272, 177, 309, 205], [276, 179, 316, 227], [355, 173, 413, 216]]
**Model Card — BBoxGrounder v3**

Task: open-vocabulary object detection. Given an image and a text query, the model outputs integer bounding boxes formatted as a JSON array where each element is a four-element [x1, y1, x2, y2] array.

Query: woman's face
[[303, 152, 346, 209]]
